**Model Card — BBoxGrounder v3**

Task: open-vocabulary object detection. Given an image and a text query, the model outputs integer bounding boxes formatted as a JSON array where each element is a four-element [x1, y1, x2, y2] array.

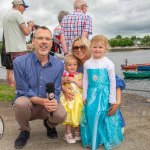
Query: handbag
[[1, 33, 13, 68]]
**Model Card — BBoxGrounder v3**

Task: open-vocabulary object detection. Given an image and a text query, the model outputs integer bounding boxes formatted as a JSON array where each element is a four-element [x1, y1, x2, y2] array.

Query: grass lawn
[[0, 84, 15, 102]]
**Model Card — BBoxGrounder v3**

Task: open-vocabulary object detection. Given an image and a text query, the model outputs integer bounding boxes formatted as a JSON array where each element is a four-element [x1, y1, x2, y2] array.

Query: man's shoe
[[43, 120, 58, 139], [15, 131, 30, 149]]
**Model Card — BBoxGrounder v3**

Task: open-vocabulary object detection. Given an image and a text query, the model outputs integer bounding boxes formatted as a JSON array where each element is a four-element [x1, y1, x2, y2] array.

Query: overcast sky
[[0, 0, 150, 41]]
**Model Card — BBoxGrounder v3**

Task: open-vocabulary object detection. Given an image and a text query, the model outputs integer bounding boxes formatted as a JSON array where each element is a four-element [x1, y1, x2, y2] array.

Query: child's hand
[[107, 104, 119, 116], [83, 99, 86, 105], [67, 77, 76, 83], [64, 76, 75, 84], [64, 76, 70, 83]]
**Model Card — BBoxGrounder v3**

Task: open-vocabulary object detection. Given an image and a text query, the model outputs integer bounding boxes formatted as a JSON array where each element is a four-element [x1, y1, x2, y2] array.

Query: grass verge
[[0, 84, 15, 102]]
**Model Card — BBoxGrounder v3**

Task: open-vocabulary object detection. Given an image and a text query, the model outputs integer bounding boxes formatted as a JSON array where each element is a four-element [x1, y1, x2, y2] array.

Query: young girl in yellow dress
[[60, 54, 83, 144]]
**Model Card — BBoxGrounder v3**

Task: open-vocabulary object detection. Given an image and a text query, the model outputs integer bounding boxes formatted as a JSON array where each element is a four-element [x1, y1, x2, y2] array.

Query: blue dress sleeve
[[116, 75, 125, 90]]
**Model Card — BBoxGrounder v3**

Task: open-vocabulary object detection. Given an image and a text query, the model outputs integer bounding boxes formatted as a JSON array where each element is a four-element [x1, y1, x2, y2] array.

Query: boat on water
[[121, 63, 150, 70], [123, 71, 150, 79], [137, 66, 150, 71]]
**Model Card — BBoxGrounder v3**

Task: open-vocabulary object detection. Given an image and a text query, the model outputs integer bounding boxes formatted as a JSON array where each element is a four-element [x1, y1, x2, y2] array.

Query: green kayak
[[123, 71, 150, 79]]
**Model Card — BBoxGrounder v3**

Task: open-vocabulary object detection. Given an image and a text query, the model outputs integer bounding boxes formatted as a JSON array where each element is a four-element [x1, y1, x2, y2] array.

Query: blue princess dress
[[81, 57, 124, 150], [78, 67, 126, 128]]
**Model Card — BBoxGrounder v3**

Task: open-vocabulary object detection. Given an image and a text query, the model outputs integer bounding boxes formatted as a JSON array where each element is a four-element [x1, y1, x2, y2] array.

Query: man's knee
[[54, 105, 67, 123], [13, 96, 32, 110]]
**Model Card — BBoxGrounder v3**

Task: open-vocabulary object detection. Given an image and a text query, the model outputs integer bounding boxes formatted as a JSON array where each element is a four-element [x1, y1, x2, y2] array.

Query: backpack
[[51, 36, 63, 54]]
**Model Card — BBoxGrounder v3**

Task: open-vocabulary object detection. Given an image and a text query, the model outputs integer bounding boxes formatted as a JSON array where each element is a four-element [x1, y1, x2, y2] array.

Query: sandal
[[63, 133, 76, 144], [74, 131, 81, 141]]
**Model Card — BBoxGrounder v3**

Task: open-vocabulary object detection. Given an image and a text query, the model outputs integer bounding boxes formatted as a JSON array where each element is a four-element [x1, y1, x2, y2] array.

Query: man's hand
[[28, 21, 35, 28], [44, 99, 58, 112], [107, 104, 119, 116]]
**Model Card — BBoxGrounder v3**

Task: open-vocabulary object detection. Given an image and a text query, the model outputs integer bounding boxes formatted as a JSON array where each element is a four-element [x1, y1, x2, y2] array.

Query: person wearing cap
[[60, 0, 92, 55], [2, 0, 35, 87]]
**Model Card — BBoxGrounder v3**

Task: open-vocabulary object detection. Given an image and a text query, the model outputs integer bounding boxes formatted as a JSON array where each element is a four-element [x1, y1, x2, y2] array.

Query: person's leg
[[6, 69, 15, 87], [74, 126, 81, 141], [13, 96, 32, 149], [42, 103, 66, 139], [46, 104, 66, 127], [13, 96, 32, 131], [66, 124, 72, 134], [6, 52, 27, 88], [63, 125, 76, 144], [74, 126, 80, 133]]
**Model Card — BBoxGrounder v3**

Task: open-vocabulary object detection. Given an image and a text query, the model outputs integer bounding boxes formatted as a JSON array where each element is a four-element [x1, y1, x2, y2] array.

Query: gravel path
[[0, 93, 150, 150]]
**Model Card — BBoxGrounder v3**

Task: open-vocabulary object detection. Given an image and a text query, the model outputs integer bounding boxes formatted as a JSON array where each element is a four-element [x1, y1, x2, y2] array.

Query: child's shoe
[[63, 133, 76, 144], [74, 131, 81, 141]]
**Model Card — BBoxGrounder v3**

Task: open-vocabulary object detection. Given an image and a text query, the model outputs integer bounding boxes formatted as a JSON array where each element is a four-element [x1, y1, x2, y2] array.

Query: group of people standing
[[2, 0, 125, 150]]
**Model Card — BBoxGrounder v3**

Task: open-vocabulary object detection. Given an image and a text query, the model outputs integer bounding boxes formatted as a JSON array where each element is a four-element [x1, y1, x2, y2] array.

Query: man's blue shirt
[[13, 52, 64, 102]]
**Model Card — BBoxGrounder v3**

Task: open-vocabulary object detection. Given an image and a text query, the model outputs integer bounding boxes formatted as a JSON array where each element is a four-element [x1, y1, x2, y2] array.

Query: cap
[[12, 0, 29, 8]]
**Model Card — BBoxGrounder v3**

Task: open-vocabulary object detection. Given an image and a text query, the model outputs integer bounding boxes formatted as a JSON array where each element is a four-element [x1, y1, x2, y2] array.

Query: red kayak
[[121, 63, 150, 70]]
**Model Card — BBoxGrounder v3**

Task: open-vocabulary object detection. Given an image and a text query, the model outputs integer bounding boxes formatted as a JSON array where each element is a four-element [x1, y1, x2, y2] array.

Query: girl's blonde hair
[[64, 53, 80, 70], [90, 35, 110, 50]]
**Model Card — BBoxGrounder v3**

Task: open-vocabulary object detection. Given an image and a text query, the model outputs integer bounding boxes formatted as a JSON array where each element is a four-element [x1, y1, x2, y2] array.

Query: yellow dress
[[60, 73, 83, 127]]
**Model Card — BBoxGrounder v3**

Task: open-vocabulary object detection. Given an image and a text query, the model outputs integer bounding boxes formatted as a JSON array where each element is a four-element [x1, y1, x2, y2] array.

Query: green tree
[[131, 36, 137, 41], [115, 35, 122, 39], [141, 35, 150, 45], [109, 39, 119, 47]]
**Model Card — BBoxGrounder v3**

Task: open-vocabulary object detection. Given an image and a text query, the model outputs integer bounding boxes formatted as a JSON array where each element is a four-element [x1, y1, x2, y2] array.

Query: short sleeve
[[116, 75, 125, 90], [15, 11, 24, 25]]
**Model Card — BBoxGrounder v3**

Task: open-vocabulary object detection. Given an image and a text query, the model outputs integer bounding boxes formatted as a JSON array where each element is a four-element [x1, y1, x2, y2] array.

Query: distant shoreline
[[110, 46, 150, 51]]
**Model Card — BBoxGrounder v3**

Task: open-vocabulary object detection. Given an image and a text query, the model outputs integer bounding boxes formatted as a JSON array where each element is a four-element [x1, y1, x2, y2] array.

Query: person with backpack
[[51, 10, 69, 57]]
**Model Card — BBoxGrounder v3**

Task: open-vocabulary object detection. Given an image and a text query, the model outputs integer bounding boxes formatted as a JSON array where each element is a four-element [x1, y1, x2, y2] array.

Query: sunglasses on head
[[73, 45, 86, 51]]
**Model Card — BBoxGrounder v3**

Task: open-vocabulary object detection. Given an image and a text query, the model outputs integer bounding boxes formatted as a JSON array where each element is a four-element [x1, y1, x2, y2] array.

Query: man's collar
[[33, 52, 52, 66]]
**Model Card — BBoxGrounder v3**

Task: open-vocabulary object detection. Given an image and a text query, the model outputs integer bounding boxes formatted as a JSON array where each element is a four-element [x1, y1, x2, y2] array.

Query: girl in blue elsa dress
[[81, 35, 124, 150]]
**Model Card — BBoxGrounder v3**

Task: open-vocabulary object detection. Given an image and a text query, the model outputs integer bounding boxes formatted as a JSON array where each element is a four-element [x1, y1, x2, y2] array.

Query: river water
[[107, 49, 150, 98], [0, 49, 150, 98]]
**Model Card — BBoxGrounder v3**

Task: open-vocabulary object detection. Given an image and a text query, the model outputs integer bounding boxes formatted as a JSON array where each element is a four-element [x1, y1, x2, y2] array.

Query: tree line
[[109, 35, 150, 47], [1, 35, 150, 52]]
